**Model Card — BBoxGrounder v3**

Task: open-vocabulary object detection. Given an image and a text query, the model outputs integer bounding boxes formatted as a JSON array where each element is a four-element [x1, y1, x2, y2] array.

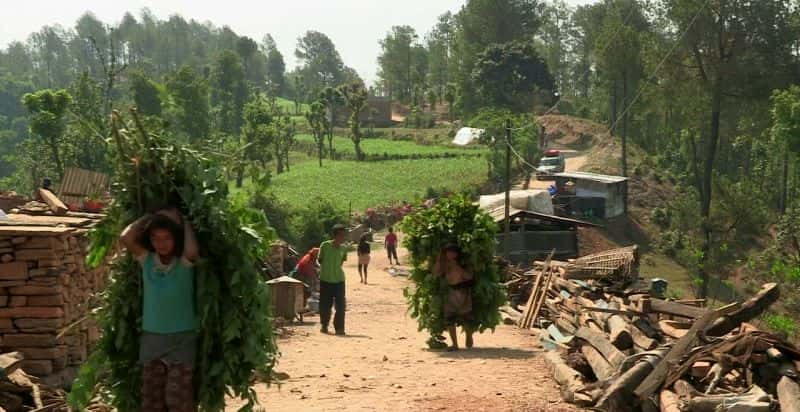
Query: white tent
[[452, 127, 485, 146]]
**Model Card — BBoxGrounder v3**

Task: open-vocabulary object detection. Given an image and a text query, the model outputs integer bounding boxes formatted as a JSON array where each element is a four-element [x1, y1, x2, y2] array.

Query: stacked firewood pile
[[502, 246, 799, 412]]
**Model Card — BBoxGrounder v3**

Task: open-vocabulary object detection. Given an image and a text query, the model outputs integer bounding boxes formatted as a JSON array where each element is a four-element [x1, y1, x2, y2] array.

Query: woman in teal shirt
[[121, 208, 199, 412]]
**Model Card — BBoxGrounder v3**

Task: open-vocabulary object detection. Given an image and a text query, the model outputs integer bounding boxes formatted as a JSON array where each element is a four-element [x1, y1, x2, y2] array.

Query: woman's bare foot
[[446, 345, 459, 352]]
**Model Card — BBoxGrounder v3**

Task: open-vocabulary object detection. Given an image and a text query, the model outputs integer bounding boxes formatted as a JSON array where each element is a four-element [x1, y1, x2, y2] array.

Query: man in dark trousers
[[318, 224, 348, 335]]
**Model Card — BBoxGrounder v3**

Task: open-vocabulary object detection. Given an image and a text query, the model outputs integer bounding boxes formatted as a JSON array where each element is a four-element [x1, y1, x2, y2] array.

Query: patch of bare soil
[[226, 241, 578, 411]]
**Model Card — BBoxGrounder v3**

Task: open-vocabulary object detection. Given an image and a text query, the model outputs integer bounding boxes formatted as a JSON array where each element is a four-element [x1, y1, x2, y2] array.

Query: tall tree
[[426, 12, 456, 100], [770, 86, 800, 215], [537, 1, 573, 93], [378, 26, 426, 104], [338, 81, 368, 161], [239, 95, 274, 186], [319, 86, 343, 158], [129, 70, 162, 116], [665, 0, 798, 297], [306, 100, 329, 167], [262, 34, 286, 96], [21, 89, 72, 179], [295, 31, 345, 95], [211, 50, 248, 136], [165, 66, 210, 140], [471, 41, 555, 112]]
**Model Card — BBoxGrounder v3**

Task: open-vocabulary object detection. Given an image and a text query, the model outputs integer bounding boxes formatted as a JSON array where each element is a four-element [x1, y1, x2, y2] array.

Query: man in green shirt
[[318, 224, 348, 335]]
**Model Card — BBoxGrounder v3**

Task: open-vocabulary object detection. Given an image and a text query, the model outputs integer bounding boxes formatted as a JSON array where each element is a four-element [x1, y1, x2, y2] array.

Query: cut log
[[555, 316, 577, 335], [581, 344, 614, 380], [686, 384, 770, 412], [543, 350, 591, 405], [575, 327, 626, 368], [629, 322, 657, 350], [778, 376, 800, 412], [632, 318, 660, 339], [649, 298, 705, 319], [578, 311, 604, 333], [659, 319, 691, 339], [634, 302, 739, 401], [0, 352, 23, 378], [36, 189, 67, 216], [659, 389, 680, 412], [706, 283, 779, 337], [606, 302, 633, 350], [595, 346, 669, 411]]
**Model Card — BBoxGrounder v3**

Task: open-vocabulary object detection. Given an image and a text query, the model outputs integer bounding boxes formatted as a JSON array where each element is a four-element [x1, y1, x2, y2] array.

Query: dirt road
[[228, 241, 577, 412], [519, 150, 588, 190]]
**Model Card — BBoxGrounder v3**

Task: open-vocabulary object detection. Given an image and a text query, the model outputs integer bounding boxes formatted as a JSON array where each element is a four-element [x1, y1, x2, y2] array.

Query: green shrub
[[291, 197, 348, 252], [765, 314, 797, 338]]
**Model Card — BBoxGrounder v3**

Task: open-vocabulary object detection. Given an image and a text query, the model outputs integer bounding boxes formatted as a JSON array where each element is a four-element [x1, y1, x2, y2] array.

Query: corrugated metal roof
[[553, 171, 628, 184], [487, 206, 601, 227], [57, 168, 109, 206]]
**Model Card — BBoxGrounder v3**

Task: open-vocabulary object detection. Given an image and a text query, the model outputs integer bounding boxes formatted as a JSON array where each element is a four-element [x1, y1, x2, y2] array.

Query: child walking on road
[[385, 226, 399, 266], [120, 208, 199, 412], [357, 233, 371, 284]]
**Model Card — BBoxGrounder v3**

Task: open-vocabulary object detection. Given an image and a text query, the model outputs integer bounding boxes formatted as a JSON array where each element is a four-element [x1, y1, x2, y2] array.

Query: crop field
[[265, 157, 488, 211], [293, 134, 486, 157]]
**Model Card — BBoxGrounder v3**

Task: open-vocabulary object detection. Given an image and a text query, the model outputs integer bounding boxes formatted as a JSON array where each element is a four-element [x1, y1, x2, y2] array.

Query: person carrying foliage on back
[[120, 207, 199, 412], [401, 196, 506, 351], [318, 224, 348, 335], [434, 243, 475, 351]]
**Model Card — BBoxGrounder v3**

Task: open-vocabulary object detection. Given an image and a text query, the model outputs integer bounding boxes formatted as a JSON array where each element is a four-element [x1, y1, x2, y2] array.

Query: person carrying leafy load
[[434, 243, 475, 351], [318, 224, 348, 335], [401, 196, 506, 350], [120, 207, 199, 412]]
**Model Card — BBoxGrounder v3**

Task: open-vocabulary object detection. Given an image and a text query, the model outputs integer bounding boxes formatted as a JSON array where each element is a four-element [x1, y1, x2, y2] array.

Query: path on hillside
[[518, 150, 589, 190], [227, 239, 577, 412]]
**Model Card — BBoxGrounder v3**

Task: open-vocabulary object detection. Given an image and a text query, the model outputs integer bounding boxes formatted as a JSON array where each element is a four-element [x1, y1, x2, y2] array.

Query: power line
[[607, 0, 711, 135]]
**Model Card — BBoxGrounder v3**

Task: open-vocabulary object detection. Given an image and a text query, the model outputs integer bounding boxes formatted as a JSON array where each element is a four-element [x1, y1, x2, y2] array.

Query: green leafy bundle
[[400, 195, 506, 348], [69, 111, 277, 411]]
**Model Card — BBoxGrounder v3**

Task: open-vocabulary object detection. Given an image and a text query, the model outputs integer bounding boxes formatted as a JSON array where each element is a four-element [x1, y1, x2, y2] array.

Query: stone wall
[[0, 225, 105, 386]]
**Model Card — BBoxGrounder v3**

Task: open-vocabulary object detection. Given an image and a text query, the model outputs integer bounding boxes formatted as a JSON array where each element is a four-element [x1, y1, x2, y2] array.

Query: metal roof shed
[[553, 171, 628, 218], [489, 206, 600, 266]]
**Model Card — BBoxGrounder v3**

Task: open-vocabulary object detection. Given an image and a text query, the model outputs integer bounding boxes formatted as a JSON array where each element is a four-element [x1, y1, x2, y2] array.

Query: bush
[[291, 197, 348, 252], [765, 314, 797, 338]]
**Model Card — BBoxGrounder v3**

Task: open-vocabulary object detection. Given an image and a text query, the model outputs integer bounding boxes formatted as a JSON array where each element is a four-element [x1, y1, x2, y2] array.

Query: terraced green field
[[293, 134, 485, 157], [265, 157, 488, 211]]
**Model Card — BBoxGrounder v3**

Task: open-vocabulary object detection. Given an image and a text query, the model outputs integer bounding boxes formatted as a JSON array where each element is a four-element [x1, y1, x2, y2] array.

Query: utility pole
[[504, 118, 512, 258]]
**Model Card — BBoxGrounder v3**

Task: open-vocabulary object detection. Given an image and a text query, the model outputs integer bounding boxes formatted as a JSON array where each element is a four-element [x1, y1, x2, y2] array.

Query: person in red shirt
[[293, 248, 320, 293], [385, 226, 399, 266]]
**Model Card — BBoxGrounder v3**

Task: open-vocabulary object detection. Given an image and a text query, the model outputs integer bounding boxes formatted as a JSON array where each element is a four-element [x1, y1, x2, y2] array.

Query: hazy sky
[[0, 0, 596, 84]]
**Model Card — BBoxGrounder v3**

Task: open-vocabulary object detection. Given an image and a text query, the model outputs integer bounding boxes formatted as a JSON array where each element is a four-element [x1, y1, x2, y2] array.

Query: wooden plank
[[649, 298, 705, 319], [0, 227, 75, 236], [519, 251, 554, 329], [778, 376, 800, 412], [634, 302, 739, 401], [0, 352, 24, 378], [7, 214, 91, 227], [530, 252, 557, 328], [579, 305, 648, 318], [707, 283, 780, 337], [575, 327, 626, 368], [36, 189, 67, 215]]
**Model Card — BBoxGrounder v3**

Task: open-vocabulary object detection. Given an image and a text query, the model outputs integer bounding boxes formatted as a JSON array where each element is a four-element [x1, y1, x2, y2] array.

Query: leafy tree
[[319, 86, 343, 158], [471, 41, 555, 113], [306, 100, 329, 167], [770, 86, 800, 215], [665, 0, 798, 297], [165, 66, 210, 140], [128, 70, 162, 116], [21, 89, 72, 179], [67, 72, 108, 172], [426, 12, 456, 100], [338, 81, 368, 161], [262, 34, 286, 96], [377, 26, 427, 103], [274, 115, 296, 173], [537, 0, 573, 93], [239, 95, 275, 186], [427, 88, 437, 112], [444, 83, 457, 121], [295, 31, 346, 94], [235, 36, 260, 85], [211, 50, 248, 136]]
